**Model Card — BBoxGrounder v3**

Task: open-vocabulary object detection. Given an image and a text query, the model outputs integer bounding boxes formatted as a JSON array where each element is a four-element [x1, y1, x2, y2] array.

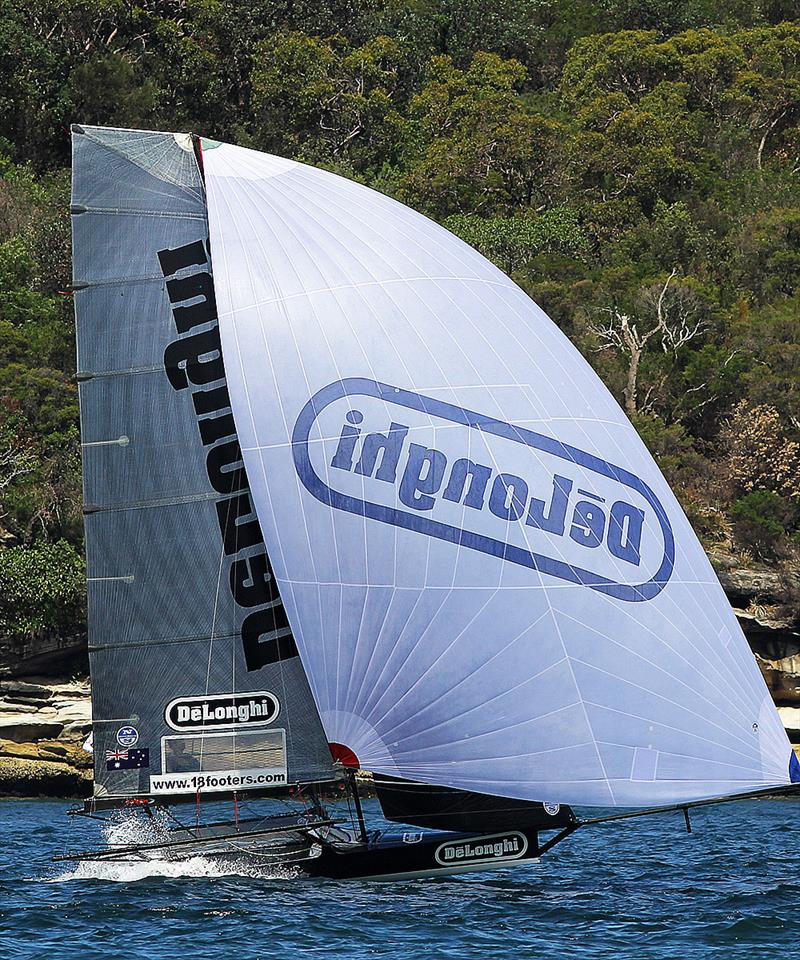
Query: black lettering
[[216, 492, 264, 554], [206, 439, 247, 493], [199, 411, 237, 446], [192, 384, 231, 416], [166, 272, 217, 333], [158, 242, 295, 674], [157, 240, 207, 278], [163, 327, 224, 390], [242, 606, 297, 670], [230, 552, 280, 607]]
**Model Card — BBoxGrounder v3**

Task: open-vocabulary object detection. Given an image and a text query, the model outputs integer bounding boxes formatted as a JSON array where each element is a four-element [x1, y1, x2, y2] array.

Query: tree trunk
[[757, 111, 786, 171], [624, 347, 640, 417]]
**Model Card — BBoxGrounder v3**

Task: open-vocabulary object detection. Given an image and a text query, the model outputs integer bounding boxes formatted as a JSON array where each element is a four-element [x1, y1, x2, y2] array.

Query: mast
[[71, 126, 334, 804]]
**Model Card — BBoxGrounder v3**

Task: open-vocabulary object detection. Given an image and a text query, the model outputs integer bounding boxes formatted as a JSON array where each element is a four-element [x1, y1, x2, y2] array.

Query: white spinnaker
[[202, 140, 794, 806]]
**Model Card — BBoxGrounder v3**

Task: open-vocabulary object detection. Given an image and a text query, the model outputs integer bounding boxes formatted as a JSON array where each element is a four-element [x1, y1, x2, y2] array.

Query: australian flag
[[106, 748, 150, 771]]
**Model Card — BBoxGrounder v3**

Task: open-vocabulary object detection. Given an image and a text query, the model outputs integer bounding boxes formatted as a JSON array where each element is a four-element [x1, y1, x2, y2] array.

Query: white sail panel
[[203, 140, 797, 806]]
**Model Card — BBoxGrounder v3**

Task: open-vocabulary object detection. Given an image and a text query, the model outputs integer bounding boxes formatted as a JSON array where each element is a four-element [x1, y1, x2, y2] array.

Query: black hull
[[59, 809, 569, 882], [375, 775, 575, 832], [302, 827, 542, 881]]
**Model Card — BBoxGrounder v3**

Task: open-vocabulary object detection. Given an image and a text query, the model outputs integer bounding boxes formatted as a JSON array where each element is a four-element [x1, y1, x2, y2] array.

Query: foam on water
[[46, 808, 300, 883], [104, 807, 172, 846], [7, 798, 799, 960], [49, 855, 300, 883]]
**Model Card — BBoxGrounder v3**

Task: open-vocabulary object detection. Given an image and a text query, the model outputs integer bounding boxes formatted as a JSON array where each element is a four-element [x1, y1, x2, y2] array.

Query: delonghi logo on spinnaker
[[435, 831, 529, 866], [292, 378, 675, 602], [165, 692, 280, 731]]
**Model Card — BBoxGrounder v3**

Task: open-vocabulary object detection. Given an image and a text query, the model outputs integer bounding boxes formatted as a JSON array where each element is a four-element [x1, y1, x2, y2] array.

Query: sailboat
[[58, 124, 799, 881]]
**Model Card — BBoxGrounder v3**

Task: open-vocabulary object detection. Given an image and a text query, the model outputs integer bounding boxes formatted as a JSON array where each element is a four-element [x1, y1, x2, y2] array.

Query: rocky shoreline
[[710, 552, 800, 746], [1, 552, 799, 798], [0, 679, 92, 797]]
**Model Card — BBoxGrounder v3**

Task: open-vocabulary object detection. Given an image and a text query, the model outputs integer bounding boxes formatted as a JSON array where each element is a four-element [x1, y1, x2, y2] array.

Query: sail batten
[[203, 139, 795, 807]]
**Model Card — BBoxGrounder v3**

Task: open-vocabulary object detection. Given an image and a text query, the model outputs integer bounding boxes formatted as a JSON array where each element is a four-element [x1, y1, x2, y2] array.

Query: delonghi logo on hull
[[292, 379, 674, 602], [435, 831, 529, 866], [165, 692, 280, 731]]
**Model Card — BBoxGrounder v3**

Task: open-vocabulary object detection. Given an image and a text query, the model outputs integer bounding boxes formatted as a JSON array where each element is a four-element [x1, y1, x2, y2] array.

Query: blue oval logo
[[116, 724, 139, 747], [292, 379, 674, 602]]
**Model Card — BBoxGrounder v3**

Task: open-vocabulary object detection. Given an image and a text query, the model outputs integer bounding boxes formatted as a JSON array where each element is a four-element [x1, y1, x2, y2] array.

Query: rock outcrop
[[0, 632, 87, 680], [709, 551, 800, 759], [0, 678, 92, 797], [1, 551, 799, 796], [709, 552, 800, 708]]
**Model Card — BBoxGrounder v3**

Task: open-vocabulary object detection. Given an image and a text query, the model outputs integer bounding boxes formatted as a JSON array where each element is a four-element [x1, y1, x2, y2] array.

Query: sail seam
[[559, 609, 761, 734], [83, 491, 221, 513], [78, 365, 183, 380], [88, 627, 291, 652], [73, 274, 182, 289], [87, 629, 292, 652], [215, 275, 517, 318]]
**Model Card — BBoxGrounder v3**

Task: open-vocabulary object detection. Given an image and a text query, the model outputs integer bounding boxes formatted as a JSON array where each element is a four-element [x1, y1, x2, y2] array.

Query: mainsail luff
[[72, 126, 334, 798], [202, 139, 797, 807]]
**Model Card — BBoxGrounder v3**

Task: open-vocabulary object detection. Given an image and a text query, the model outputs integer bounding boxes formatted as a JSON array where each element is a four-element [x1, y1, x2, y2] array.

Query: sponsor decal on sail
[[116, 725, 139, 747], [149, 768, 288, 796], [434, 831, 529, 866], [151, 728, 288, 795], [157, 240, 297, 669], [165, 692, 280, 731], [292, 378, 675, 602]]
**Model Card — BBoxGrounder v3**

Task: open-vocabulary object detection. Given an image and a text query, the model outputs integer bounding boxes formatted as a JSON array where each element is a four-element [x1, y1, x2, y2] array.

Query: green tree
[[0, 539, 85, 638], [730, 490, 796, 557], [400, 52, 565, 216], [251, 32, 406, 172], [733, 206, 800, 302], [61, 52, 158, 130], [443, 207, 587, 272], [723, 23, 800, 169]]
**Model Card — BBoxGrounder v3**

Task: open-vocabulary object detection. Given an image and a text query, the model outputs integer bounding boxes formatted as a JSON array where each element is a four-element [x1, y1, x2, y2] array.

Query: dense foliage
[[1, 1, 798, 642]]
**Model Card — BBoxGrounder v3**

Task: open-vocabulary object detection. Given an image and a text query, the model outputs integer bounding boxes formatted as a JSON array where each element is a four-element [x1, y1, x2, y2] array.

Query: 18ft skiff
[[58, 126, 799, 880]]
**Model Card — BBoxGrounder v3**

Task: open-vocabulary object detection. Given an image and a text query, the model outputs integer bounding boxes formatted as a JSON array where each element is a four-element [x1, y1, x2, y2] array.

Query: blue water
[[0, 796, 796, 959]]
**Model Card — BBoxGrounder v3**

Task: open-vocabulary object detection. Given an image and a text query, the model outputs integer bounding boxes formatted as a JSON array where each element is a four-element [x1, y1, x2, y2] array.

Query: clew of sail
[[202, 140, 798, 807], [72, 127, 333, 799]]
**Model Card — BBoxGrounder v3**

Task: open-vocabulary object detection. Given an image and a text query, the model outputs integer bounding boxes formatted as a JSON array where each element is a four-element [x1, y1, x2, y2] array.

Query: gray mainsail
[[72, 126, 334, 799]]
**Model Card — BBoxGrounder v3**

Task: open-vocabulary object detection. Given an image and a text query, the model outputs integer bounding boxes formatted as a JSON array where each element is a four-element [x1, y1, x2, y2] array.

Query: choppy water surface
[[1, 797, 796, 959]]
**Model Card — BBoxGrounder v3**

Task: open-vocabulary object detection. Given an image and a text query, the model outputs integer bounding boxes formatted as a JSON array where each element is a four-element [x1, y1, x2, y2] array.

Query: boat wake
[[49, 854, 300, 883], [46, 811, 301, 883]]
